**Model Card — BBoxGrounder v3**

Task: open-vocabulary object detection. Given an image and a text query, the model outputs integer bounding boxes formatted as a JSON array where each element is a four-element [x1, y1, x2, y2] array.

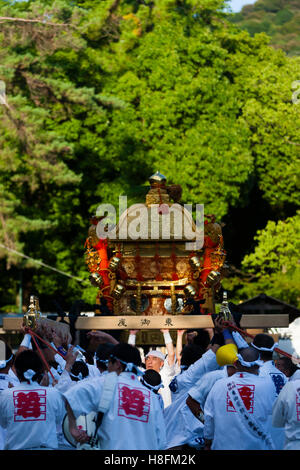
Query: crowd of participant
[[0, 316, 299, 451]]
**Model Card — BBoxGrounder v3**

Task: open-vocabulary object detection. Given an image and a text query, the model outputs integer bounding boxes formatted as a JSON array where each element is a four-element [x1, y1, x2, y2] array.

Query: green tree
[[228, 0, 300, 56], [0, 0, 298, 312], [223, 212, 300, 307]]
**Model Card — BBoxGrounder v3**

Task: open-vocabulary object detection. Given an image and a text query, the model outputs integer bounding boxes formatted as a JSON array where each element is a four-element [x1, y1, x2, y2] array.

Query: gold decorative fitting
[[219, 291, 232, 321], [23, 295, 38, 329], [112, 284, 125, 300], [149, 171, 167, 185], [189, 255, 201, 271], [89, 273, 104, 287], [170, 283, 177, 315], [184, 284, 197, 298], [206, 271, 221, 287], [109, 256, 121, 272]]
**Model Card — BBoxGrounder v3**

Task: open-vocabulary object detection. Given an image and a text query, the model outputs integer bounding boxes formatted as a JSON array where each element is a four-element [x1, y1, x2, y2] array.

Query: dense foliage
[[228, 0, 300, 56], [0, 0, 299, 312]]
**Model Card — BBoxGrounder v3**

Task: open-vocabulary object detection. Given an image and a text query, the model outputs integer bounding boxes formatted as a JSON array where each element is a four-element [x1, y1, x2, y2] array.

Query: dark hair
[[70, 361, 89, 381], [142, 369, 162, 387], [14, 350, 45, 383], [82, 351, 94, 365], [110, 343, 141, 372], [191, 329, 211, 349], [96, 343, 115, 371], [253, 334, 274, 360], [277, 356, 298, 377], [239, 346, 260, 364], [181, 344, 205, 369]]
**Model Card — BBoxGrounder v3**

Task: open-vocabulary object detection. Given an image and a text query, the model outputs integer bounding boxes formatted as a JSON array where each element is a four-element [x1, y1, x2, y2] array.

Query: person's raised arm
[[86, 330, 119, 346], [128, 330, 139, 346], [208, 316, 235, 353], [17, 325, 33, 355], [161, 329, 175, 367], [176, 330, 186, 367]]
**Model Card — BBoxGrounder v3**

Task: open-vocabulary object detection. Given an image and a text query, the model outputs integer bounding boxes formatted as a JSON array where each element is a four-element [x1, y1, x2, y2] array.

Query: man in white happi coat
[[163, 321, 235, 449], [0, 342, 18, 450], [129, 329, 176, 408], [0, 349, 65, 450], [168, 344, 220, 403], [168, 317, 233, 403], [163, 343, 219, 449], [251, 333, 287, 449], [203, 347, 277, 450], [187, 366, 236, 418], [272, 377, 300, 450], [64, 343, 166, 450], [186, 330, 255, 421]]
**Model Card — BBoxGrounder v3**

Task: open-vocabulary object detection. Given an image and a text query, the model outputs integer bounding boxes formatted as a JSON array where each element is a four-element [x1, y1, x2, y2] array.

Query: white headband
[[110, 355, 144, 377], [237, 354, 262, 368], [251, 342, 278, 352], [145, 350, 165, 361], [141, 378, 164, 392], [0, 354, 13, 369], [24, 369, 36, 384], [69, 371, 83, 380]]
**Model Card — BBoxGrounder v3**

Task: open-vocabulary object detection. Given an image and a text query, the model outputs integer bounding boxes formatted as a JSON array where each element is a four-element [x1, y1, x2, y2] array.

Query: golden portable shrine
[[1, 171, 290, 342], [80, 171, 227, 334]]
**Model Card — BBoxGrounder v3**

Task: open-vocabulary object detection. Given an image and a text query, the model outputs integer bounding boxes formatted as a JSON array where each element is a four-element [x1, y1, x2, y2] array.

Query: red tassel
[[94, 239, 108, 250]]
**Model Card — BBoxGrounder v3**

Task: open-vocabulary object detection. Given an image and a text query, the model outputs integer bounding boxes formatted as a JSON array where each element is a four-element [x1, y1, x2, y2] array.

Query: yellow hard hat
[[216, 343, 238, 366]]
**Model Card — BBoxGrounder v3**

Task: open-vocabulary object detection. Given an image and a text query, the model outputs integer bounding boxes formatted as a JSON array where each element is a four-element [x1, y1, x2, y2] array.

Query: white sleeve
[[188, 371, 222, 409], [55, 370, 73, 393], [203, 388, 215, 440], [154, 399, 167, 450], [87, 364, 101, 378], [170, 349, 218, 398], [161, 360, 176, 379], [53, 390, 68, 426], [0, 391, 8, 428], [128, 334, 136, 346], [54, 353, 66, 370], [272, 382, 290, 428], [63, 378, 103, 419]]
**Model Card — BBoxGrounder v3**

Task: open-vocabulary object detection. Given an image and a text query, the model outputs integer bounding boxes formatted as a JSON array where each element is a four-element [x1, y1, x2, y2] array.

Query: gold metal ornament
[[189, 256, 201, 271], [112, 283, 125, 300], [149, 171, 167, 185], [33, 296, 42, 319], [88, 225, 99, 246], [23, 295, 38, 329], [184, 284, 197, 298], [108, 271, 116, 280], [109, 256, 121, 272], [171, 283, 177, 315], [206, 271, 221, 287], [219, 291, 232, 321], [89, 272, 104, 288]]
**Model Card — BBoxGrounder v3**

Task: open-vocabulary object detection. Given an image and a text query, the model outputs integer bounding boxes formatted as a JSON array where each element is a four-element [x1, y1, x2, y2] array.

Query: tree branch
[[0, 16, 75, 28]]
